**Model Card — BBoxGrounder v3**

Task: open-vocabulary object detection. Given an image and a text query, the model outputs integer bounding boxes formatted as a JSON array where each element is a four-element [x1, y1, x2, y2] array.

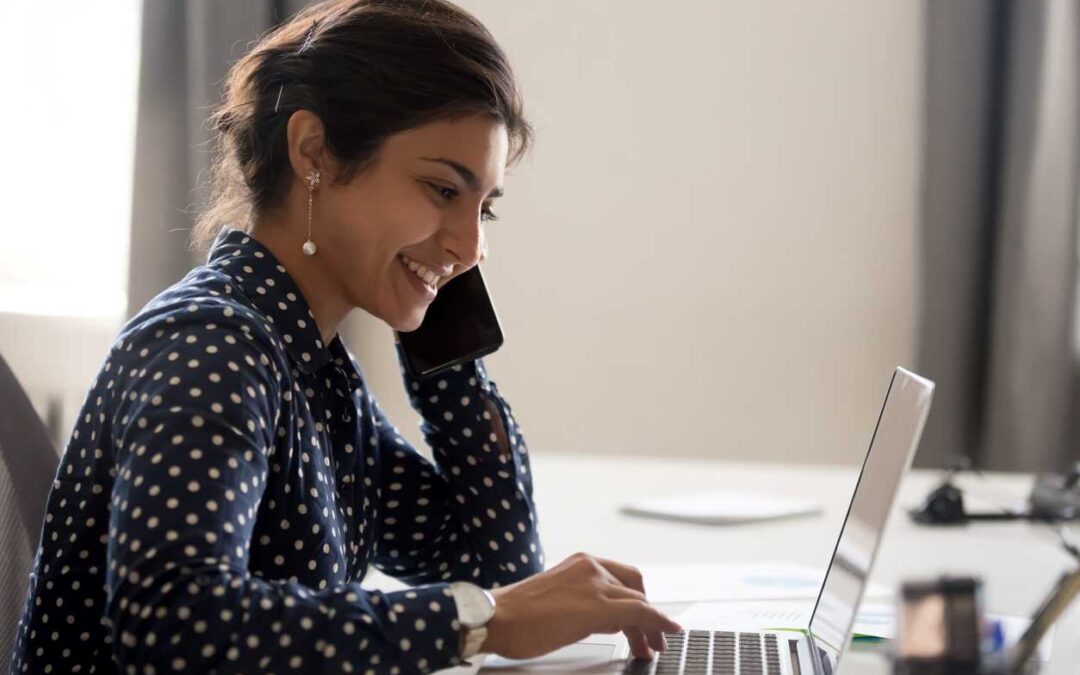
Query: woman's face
[[316, 114, 508, 332]]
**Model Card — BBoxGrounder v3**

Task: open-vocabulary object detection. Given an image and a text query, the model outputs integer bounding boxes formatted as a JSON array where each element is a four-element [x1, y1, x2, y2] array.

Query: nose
[[439, 213, 486, 269]]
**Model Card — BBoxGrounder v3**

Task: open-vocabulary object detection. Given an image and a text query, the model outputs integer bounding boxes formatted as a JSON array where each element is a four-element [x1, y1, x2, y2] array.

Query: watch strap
[[461, 624, 488, 660]]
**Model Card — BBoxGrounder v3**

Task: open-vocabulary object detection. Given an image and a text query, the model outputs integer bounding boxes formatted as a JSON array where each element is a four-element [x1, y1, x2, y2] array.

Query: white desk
[[427, 453, 1079, 674]]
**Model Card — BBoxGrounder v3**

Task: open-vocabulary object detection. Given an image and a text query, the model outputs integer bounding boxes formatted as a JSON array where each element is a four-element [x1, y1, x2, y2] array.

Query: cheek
[[340, 191, 438, 252], [320, 185, 441, 310], [392, 197, 443, 245]]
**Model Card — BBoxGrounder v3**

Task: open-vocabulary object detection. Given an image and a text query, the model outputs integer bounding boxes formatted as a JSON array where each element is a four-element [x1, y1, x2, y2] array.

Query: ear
[[285, 110, 334, 185]]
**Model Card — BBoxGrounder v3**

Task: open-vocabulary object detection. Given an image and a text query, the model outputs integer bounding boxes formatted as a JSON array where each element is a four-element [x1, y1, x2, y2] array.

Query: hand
[[479, 552, 682, 661]]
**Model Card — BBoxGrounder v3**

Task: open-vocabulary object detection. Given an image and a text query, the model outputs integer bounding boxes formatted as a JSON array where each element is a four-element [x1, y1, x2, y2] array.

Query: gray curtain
[[917, 0, 1080, 472], [127, 0, 311, 317]]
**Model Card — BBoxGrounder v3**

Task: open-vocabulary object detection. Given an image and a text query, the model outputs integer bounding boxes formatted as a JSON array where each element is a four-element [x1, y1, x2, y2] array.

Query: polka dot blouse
[[12, 228, 544, 674]]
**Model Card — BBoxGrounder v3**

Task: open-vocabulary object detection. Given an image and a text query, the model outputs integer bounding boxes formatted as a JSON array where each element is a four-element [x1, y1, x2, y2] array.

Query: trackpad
[[481, 642, 619, 672]]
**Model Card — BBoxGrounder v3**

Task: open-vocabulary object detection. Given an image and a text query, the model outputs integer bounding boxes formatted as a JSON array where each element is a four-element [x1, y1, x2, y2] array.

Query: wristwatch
[[448, 581, 496, 660]]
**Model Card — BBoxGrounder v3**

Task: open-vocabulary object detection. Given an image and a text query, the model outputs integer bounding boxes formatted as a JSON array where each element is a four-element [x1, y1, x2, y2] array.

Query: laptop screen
[[807, 368, 935, 665]]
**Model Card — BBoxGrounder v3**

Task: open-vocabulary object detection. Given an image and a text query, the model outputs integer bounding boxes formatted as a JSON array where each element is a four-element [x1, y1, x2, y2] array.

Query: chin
[[355, 289, 428, 332], [385, 307, 428, 333]]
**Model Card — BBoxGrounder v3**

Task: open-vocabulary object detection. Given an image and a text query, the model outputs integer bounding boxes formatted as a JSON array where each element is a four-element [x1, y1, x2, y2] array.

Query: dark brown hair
[[193, 0, 532, 250]]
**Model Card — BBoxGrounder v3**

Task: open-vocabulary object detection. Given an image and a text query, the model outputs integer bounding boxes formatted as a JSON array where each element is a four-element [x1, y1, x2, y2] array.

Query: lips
[[399, 253, 454, 291], [398, 255, 439, 303]]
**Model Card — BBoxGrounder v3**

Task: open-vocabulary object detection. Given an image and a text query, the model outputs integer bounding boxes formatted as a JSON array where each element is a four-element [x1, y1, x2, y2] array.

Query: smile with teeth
[[399, 254, 445, 291]]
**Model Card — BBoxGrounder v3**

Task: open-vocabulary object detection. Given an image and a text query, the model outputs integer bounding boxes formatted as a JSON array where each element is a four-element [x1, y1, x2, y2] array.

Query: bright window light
[[0, 1, 141, 319]]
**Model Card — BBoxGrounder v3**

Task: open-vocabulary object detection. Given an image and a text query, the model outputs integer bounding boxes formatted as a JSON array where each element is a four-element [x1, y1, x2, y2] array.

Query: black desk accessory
[[1028, 463, 1080, 521], [909, 459, 1080, 525]]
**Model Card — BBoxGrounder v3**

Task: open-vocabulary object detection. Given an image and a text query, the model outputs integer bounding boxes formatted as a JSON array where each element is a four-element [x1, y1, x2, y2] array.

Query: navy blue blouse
[[12, 228, 544, 674]]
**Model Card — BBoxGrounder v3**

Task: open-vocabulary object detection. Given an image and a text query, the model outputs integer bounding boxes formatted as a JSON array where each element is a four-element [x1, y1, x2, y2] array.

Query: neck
[[250, 220, 350, 345]]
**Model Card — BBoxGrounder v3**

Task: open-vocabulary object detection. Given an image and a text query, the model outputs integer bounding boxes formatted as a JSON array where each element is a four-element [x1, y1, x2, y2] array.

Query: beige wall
[[344, 0, 925, 465], [1, 313, 119, 449], [4, 2, 924, 467]]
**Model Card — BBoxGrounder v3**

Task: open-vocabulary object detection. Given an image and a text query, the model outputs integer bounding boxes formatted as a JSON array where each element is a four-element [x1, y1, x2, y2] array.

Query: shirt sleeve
[[368, 344, 545, 588], [106, 309, 465, 674]]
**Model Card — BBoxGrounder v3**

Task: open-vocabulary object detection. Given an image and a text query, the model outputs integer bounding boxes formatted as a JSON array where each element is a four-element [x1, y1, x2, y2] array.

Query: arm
[[361, 351, 683, 664], [106, 313, 464, 674], [367, 346, 544, 589]]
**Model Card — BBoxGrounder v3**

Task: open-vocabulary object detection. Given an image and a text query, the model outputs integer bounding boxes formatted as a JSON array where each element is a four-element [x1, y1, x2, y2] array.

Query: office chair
[[0, 354, 60, 673]]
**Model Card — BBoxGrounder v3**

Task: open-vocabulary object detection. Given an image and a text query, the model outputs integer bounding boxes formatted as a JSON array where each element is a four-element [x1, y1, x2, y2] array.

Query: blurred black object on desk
[[1028, 463, 1080, 521], [909, 460, 1080, 525]]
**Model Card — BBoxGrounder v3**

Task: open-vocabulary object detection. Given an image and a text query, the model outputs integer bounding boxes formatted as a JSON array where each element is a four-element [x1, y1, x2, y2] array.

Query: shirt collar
[[206, 227, 332, 373]]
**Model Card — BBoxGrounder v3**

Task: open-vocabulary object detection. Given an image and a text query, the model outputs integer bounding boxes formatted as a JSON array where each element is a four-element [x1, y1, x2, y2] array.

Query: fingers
[[594, 557, 646, 595], [601, 583, 661, 654], [645, 628, 668, 654], [602, 584, 682, 656], [563, 552, 681, 659], [592, 558, 670, 656], [608, 598, 683, 636], [600, 582, 647, 604], [623, 627, 653, 661], [623, 627, 668, 659]]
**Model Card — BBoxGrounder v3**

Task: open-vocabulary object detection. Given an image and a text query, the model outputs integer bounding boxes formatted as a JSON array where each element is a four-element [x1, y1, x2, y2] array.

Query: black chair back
[[0, 354, 60, 673]]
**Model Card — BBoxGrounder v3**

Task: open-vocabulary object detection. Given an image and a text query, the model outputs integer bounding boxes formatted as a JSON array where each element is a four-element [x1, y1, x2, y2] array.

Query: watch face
[[451, 582, 495, 628]]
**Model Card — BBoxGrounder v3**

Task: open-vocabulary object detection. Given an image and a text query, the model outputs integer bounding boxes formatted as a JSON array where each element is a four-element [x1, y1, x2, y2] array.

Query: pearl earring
[[303, 169, 321, 256]]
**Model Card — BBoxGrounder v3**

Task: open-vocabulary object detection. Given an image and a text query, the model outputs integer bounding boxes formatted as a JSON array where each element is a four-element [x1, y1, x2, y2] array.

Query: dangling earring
[[302, 169, 321, 256]]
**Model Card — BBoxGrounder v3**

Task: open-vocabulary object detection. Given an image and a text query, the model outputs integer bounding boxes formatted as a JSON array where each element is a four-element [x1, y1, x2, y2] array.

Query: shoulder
[[98, 272, 289, 446], [109, 267, 287, 383]]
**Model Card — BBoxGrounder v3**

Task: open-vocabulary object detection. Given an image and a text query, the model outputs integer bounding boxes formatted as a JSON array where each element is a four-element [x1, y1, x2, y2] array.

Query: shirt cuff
[[395, 343, 494, 417], [375, 583, 465, 673]]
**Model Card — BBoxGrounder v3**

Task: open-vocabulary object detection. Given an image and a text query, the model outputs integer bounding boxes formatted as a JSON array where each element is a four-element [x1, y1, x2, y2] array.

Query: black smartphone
[[395, 265, 504, 379]]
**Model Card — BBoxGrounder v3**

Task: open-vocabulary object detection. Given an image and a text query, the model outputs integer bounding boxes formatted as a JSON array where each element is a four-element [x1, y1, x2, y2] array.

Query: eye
[[431, 184, 457, 201], [426, 182, 499, 222]]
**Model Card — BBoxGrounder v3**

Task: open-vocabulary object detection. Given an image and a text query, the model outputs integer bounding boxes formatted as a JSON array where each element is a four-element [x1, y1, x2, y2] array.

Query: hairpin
[[298, 19, 320, 54], [273, 19, 320, 115], [274, 83, 285, 114]]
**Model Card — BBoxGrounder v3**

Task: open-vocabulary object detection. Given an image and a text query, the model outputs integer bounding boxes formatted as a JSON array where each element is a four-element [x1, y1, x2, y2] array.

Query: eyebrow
[[419, 156, 504, 199]]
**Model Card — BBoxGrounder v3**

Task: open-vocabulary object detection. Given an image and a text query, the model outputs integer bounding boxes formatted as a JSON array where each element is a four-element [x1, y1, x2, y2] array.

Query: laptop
[[480, 367, 935, 675]]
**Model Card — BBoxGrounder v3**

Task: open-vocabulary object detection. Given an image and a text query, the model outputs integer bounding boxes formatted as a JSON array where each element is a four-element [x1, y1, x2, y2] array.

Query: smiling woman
[[193, 0, 529, 335], [252, 114, 510, 333], [193, 0, 529, 244], [10, 1, 679, 674]]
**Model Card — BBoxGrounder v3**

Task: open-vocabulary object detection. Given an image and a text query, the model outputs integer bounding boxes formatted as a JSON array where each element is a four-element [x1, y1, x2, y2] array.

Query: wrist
[[399, 349, 486, 394], [450, 581, 497, 659], [478, 590, 508, 655]]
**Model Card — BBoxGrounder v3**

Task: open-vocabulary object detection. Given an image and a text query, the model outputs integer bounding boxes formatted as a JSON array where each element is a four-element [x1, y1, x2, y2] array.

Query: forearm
[[398, 347, 544, 585], [109, 562, 463, 674]]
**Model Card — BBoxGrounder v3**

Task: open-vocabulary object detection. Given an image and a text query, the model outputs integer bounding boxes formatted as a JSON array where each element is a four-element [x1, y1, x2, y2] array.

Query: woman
[[11, 1, 679, 672]]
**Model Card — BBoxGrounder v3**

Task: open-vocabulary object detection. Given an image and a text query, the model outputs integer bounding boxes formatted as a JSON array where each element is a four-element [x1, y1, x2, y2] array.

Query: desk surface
[[417, 452, 1079, 674]]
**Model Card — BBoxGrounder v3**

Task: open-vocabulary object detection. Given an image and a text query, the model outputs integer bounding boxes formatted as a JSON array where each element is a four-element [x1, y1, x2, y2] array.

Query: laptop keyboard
[[623, 630, 784, 675]]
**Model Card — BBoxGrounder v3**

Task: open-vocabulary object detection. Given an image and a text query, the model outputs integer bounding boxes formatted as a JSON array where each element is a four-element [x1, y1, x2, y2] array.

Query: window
[[0, 1, 142, 319]]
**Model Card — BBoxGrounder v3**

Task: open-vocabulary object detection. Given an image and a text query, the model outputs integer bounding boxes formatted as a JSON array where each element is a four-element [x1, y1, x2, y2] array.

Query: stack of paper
[[621, 490, 823, 525], [637, 561, 892, 603]]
